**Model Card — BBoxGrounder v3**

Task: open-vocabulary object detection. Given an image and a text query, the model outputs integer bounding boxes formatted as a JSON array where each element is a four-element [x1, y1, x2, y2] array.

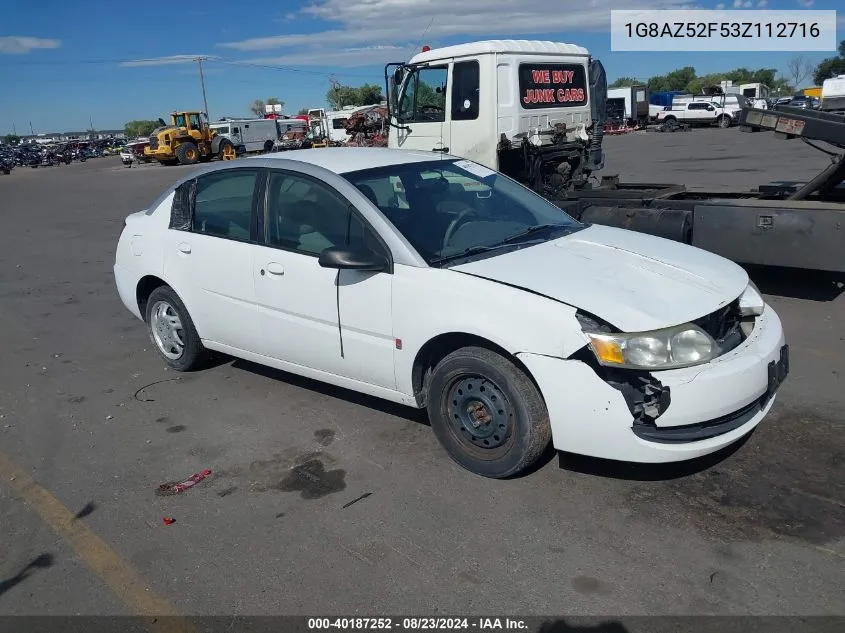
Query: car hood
[[452, 224, 749, 332]]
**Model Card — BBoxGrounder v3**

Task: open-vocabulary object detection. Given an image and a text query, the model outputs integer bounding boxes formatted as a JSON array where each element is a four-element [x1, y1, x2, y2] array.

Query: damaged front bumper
[[517, 304, 786, 463]]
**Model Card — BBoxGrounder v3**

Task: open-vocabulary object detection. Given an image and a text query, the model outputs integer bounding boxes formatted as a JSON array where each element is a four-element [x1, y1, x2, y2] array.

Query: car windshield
[[342, 159, 584, 266]]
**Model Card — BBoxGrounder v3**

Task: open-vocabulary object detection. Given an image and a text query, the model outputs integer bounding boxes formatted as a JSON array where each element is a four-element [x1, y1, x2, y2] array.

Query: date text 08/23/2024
[[307, 617, 528, 630]]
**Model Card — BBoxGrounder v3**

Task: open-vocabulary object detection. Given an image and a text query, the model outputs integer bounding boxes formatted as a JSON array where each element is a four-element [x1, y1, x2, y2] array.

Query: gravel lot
[[1, 128, 843, 621]]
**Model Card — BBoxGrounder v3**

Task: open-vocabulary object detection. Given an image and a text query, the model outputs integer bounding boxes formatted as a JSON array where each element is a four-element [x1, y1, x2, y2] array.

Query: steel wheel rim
[[150, 300, 185, 360], [446, 374, 513, 452], [186, 148, 197, 160]]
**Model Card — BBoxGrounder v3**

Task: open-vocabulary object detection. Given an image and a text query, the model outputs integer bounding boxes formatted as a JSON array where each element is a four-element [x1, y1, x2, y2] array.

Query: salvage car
[[114, 148, 788, 478]]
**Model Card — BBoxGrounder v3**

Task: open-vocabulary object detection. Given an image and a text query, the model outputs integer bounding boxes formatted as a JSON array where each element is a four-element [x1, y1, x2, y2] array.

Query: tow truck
[[560, 105, 845, 274], [385, 40, 844, 274]]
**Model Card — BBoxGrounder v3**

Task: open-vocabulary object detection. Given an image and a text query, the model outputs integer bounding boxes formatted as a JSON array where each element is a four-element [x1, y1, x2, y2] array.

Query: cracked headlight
[[586, 323, 718, 370]]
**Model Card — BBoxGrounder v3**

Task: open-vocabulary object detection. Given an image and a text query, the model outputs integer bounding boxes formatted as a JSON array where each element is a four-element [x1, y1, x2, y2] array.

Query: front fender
[[392, 265, 590, 396]]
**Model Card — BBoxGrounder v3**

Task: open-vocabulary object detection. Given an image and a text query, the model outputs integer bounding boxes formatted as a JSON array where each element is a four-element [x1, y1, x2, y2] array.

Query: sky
[[0, 0, 843, 134]]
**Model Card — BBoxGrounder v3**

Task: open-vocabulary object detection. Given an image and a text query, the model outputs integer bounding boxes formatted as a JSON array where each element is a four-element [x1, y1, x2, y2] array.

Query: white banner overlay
[[610, 10, 837, 52]]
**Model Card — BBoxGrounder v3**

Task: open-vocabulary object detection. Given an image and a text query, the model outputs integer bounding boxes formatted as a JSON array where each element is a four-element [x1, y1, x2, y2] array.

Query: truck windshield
[[173, 114, 186, 127], [343, 159, 583, 266], [397, 66, 448, 123]]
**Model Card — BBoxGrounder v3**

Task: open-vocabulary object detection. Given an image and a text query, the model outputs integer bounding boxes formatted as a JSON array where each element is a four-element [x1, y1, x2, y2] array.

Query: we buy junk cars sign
[[518, 64, 587, 109]]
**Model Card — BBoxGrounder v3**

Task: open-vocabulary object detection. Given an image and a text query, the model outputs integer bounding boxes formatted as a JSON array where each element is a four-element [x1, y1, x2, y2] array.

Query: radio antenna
[[413, 16, 435, 53]]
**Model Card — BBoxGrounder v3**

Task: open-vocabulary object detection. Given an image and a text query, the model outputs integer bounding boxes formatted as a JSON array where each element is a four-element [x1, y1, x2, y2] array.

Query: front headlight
[[586, 323, 718, 370]]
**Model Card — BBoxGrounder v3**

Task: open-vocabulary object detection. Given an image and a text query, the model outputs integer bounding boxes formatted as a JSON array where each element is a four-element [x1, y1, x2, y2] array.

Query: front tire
[[426, 347, 551, 478], [145, 286, 209, 371], [176, 142, 199, 165], [717, 115, 731, 128]]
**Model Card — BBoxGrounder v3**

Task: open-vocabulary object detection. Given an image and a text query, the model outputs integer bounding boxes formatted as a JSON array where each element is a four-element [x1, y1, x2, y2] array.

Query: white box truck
[[820, 75, 845, 114], [208, 118, 279, 153], [606, 85, 649, 126]]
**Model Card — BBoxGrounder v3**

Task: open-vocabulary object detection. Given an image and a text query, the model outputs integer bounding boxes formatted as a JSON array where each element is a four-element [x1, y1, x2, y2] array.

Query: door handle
[[431, 146, 449, 153], [178, 242, 191, 254], [266, 262, 285, 275]]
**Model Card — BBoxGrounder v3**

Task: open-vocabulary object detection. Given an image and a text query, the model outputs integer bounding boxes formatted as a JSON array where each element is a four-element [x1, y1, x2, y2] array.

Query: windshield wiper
[[429, 243, 525, 266], [498, 223, 573, 245]]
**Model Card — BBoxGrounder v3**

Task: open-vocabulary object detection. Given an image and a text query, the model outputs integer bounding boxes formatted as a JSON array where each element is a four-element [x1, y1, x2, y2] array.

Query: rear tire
[[176, 142, 200, 165], [144, 286, 209, 371], [264, 140, 275, 153], [426, 347, 551, 479]]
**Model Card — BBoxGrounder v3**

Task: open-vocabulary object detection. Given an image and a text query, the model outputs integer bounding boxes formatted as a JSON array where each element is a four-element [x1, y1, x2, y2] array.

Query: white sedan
[[114, 148, 788, 478]]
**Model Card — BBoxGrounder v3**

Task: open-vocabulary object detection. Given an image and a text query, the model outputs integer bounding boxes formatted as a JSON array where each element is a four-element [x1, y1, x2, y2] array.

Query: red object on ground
[[172, 469, 212, 493], [162, 517, 176, 525]]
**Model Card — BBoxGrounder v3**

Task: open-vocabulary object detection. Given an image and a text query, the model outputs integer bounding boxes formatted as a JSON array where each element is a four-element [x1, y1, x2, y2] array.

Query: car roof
[[263, 147, 450, 174], [143, 148, 459, 215]]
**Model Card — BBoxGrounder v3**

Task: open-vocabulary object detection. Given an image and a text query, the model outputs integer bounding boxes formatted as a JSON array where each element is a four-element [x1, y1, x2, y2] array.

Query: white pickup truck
[[654, 101, 735, 128]]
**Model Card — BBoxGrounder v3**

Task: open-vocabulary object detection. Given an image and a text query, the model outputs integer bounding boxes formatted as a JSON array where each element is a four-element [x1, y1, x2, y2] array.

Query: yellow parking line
[[0, 451, 194, 632]]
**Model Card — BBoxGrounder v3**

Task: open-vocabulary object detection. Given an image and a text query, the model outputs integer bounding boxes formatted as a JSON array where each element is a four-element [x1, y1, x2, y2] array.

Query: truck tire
[[217, 139, 235, 161], [176, 142, 200, 165], [264, 140, 275, 154], [717, 115, 731, 128], [426, 346, 551, 479], [661, 115, 676, 123]]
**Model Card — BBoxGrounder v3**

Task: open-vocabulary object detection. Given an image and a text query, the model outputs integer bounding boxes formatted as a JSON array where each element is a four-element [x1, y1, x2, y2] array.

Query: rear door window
[[191, 169, 259, 242]]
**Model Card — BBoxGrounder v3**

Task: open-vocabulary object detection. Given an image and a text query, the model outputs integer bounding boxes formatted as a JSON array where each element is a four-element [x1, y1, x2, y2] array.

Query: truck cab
[[386, 40, 607, 197]]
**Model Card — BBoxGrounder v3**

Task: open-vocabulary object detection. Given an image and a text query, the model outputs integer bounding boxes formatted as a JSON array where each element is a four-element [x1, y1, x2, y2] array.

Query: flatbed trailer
[[559, 105, 845, 274]]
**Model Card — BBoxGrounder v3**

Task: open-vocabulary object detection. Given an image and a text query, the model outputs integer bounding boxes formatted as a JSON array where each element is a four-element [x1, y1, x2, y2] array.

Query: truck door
[[393, 63, 451, 154], [447, 60, 487, 165]]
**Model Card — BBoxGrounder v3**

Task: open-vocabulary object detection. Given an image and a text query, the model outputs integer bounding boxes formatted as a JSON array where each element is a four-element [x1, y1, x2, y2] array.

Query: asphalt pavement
[[0, 130, 843, 620]]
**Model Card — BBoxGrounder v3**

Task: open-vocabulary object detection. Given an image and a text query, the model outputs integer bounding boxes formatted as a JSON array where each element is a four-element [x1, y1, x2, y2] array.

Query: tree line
[[610, 40, 845, 96]]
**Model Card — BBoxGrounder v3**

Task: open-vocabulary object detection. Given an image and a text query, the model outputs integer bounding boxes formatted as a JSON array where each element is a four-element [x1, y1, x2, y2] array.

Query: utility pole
[[329, 76, 341, 109], [196, 56, 210, 121], [29, 121, 34, 136]]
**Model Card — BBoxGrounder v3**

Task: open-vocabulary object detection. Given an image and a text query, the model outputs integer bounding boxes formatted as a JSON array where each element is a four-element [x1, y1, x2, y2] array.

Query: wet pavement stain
[[235, 450, 346, 499], [66, 395, 86, 404], [571, 575, 611, 595], [278, 458, 346, 499], [166, 425, 186, 434], [216, 486, 238, 497], [314, 429, 335, 446], [218, 449, 346, 499]]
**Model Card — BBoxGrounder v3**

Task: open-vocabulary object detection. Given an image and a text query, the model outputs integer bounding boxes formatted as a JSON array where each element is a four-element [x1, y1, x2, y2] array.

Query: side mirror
[[318, 246, 388, 272]]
